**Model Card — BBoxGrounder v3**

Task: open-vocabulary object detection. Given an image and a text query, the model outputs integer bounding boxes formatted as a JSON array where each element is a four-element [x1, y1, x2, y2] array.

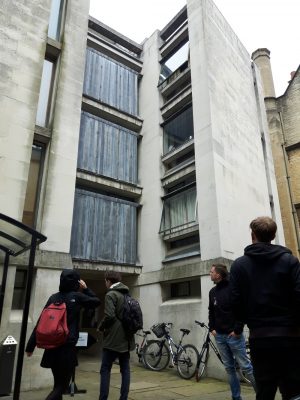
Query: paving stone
[[9, 359, 282, 399]]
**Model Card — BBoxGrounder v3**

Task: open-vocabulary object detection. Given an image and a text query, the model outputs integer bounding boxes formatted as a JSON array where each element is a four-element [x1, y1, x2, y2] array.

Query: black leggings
[[45, 365, 73, 400]]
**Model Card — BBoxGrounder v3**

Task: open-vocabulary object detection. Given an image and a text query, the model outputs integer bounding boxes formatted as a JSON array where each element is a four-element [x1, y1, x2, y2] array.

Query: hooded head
[[59, 269, 80, 293]]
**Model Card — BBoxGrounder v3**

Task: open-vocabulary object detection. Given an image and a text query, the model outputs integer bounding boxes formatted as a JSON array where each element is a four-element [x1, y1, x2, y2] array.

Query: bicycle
[[135, 329, 158, 367], [194, 320, 251, 384], [143, 322, 199, 379]]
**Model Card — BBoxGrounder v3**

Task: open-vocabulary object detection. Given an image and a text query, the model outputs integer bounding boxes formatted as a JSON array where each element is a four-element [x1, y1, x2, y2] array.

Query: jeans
[[250, 337, 300, 400], [99, 349, 130, 400], [215, 333, 256, 400]]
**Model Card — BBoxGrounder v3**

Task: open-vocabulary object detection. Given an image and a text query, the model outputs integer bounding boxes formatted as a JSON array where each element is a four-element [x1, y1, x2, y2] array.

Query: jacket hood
[[244, 243, 291, 261], [108, 282, 129, 294], [59, 269, 80, 293]]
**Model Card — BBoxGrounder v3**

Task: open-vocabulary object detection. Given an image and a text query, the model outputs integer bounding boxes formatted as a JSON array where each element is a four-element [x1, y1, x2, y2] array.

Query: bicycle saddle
[[180, 329, 190, 335], [143, 330, 151, 335]]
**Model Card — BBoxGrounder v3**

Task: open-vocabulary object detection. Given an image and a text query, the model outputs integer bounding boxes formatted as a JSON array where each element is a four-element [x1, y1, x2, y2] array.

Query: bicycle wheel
[[195, 345, 209, 382], [143, 340, 170, 371], [177, 344, 199, 379], [140, 340, 160, 368]]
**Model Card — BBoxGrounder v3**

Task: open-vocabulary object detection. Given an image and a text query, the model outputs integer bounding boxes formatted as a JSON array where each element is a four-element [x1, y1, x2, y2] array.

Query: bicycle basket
[[151, 323, 166, 338]]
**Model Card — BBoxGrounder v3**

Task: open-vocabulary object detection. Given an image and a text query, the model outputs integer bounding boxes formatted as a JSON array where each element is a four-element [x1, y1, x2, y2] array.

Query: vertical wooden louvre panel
[[83, 48, 138, 116], [78, 112, 138, 184], [71, 189, 137, 264]]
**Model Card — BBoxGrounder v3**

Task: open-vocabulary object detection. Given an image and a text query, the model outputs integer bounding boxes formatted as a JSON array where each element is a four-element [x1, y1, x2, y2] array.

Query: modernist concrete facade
[[0, 0, 284, 391], [252, 49, 300, 258]]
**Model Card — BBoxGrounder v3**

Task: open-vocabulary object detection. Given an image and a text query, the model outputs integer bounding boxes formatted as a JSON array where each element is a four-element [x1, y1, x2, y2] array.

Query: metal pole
[[0, 252, 10, 328], [13, 237, 37, 400]]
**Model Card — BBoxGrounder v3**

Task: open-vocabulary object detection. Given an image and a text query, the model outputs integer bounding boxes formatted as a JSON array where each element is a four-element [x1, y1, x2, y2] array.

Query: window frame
[[35, 57, 56, 128], [22, 142, 46, 228]]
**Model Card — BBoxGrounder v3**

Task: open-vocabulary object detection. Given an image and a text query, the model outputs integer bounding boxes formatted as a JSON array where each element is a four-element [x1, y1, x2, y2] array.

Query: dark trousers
[[250, 337, 300, 400], [99, 349, 130, 400], [45, 365, 72, 400]]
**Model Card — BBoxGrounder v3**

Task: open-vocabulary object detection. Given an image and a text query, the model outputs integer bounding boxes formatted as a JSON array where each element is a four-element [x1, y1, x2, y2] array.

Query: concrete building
[[0, 0, 283, 390], [252, 49, 300, 258]]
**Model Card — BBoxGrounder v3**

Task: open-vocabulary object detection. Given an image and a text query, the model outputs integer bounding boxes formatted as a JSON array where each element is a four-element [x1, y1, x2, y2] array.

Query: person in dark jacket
[[209, 264, 256, 400], [26, 269, 101, 400], [230, 216, 300, 400], [98, 270, 135, 400]]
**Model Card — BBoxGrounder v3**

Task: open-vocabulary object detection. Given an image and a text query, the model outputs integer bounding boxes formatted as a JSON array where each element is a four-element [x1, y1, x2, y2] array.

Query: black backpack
[[121, 293, 143, 335]]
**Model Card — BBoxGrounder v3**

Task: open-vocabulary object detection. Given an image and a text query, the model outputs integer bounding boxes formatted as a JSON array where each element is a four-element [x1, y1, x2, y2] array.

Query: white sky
[[89, 0, 299, 97]]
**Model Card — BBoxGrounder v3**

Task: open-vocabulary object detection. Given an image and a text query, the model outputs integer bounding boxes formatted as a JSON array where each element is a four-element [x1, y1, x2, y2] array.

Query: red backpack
[[36, 301, 69, 349]]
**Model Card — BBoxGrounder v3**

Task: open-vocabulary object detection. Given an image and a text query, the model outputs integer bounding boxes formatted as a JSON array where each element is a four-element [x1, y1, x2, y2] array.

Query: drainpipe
[[278, 111, 300, 254]]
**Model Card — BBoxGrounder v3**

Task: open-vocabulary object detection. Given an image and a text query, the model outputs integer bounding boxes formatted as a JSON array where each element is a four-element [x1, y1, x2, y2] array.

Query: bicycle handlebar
[[195, 320, 209, 329]]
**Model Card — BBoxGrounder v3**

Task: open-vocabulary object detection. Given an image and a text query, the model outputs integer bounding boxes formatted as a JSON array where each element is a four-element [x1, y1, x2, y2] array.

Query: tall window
[[48, 0, 64, 41], [12, 269, 27, 310], [295, 205, 300, 228], [160, 185, 197, 234], [36, 59, 55, 127], [163, 106, 194, 154], [22, 144, 44, 227], [159, 41, 189, 85]]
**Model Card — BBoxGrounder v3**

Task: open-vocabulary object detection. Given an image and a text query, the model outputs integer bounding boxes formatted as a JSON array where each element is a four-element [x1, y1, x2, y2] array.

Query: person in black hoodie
[[230, 216, 300, 400], [26, 269, 101, 400], [209, 264, 256, 400]]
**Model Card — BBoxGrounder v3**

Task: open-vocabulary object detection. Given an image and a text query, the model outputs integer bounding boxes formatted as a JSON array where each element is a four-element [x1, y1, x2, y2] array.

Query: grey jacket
[[98, 282, 135, 352]]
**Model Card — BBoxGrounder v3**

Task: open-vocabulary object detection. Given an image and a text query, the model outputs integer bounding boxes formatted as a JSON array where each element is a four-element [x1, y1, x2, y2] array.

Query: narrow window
[[159, 41, 189, 85], [22, 144, 44, 227], [163, 106, 194, 154], [160, 185, 197, 234], [171, 281, 190, 297], [295, 205, 300, 228], [48, 0, 64, 41], [12, 269, 27, 310], [36, 59, 55, 127]]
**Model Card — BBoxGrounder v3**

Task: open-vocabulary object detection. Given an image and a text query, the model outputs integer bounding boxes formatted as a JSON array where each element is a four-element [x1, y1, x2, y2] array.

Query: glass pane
[[163, 106, 194, 154], [12, 270, 27, 310], [159, 41, 189, 84], [36, 60, 54, 127], [171, 281, 190, 297], [160, 187, 197, 232], [0, 220, 32, 254], [48, 0, 64, 41], [22, 144, 43, 227]]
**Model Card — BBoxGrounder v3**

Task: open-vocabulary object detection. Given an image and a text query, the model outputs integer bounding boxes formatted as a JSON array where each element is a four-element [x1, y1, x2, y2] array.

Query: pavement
[[3, 357, 281, 400]]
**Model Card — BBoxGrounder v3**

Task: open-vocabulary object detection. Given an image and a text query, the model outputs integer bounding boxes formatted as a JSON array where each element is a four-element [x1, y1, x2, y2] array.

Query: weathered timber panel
[[70, 188, 137, 264], [78, 112, 138, 183], [83, 48, 138, 115]]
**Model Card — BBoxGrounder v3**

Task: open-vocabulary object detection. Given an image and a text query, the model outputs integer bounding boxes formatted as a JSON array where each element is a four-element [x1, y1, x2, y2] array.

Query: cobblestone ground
[[6, 359, 281, 400]]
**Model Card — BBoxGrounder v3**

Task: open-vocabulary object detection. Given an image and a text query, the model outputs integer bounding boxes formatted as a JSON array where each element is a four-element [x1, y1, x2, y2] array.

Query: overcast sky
[[89, 0, 299, 97]]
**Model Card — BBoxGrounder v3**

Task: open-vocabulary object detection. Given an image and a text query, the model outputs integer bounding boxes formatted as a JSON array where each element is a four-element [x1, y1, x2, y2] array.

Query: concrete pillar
[[252, 48, 276, 98]]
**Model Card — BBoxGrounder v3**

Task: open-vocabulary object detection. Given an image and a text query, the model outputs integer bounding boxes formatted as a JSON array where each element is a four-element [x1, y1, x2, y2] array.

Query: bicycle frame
[[135, 330, 151, 362], [163, 333, 185, 365], [195, 320, 251, 384], [202, 330, 223, 364]]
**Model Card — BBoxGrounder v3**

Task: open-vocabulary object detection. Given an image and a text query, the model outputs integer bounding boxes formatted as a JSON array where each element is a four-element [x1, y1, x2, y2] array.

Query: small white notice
[[76, 332, 88, 347]]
